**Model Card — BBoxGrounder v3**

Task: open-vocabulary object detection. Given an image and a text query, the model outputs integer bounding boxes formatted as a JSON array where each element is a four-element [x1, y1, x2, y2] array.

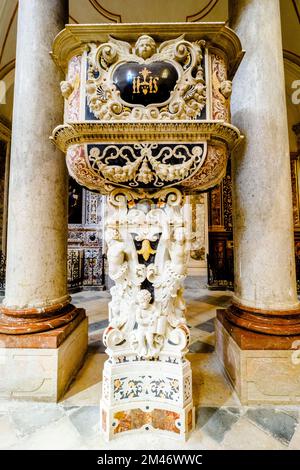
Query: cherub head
[[60, 80, 73, 99], [220, 80, 232, 99], [135, 35, 156, 60]]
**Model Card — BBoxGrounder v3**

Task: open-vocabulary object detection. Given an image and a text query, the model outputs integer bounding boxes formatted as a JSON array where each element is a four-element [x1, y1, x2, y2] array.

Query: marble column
[[0, 0, 87, 401], [223, 0, 300, 334], [216, 0, 300, 405]]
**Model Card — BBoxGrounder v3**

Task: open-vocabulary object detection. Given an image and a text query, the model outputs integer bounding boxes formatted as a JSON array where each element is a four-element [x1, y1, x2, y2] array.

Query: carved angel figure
[[105, 228, 127, 280], [130, 289, 166, 358], [60, 80, 73, 99]]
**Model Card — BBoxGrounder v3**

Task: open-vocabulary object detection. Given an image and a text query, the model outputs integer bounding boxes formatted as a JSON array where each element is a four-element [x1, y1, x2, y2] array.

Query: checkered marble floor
[[0, 277, 300, 450]]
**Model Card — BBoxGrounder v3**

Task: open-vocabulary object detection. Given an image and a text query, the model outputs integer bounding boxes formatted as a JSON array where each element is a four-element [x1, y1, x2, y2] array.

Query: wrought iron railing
[[67, 248, 105, 290], [67, 249, 85, 289]]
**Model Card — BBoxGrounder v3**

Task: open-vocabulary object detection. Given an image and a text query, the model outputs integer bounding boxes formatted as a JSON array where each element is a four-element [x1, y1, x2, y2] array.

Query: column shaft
[[226, 0, 300, 334], [0, 0, 78, 333]]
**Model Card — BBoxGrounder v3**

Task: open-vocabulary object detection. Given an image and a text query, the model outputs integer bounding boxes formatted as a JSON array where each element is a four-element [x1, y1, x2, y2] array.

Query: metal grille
[[67, 249, 84, 289]]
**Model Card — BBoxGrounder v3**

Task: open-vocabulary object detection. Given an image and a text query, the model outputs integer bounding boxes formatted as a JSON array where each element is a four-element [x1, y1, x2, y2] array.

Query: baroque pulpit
[[51, 22, 243, 440]]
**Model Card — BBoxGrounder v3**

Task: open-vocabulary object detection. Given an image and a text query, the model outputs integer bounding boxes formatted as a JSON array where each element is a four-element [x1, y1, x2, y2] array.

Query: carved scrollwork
[[181, 144, 228, 192], [87, 143, 206, 189], [103, 187, 190, 360], [86, 34, 206, 120], [65, 142, 229, 194]]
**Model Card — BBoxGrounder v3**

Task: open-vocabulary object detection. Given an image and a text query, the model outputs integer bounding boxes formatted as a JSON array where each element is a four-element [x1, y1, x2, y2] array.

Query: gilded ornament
[[137, 239, 156, 261]]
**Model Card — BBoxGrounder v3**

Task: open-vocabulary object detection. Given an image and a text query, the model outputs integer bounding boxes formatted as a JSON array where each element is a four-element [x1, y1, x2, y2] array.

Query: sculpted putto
[[130, 289, 167, 358], [60, 80, 73, 99], [220, 80, 232, 99], [134, 35, 156, 59]]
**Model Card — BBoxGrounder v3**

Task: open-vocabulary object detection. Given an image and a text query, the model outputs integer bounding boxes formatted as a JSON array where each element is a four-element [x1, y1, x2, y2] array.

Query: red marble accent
[[0, 304, 80, 335], [224, 303, 300, 336], [187, 409, 193, 432], [0, 297, 71, 318], [0, 308, 86, 344], [113, 408, 180, 435], [232, 299, 300, 316], [217, 309, 300, 350], [152, 409, 180, 434]]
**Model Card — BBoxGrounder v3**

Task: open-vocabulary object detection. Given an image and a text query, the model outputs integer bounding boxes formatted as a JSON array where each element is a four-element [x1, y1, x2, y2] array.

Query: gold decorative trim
[[186, 0, 219, 22], [137, 239, 156, 261], [51, 23, 244, 77], [51, 121, 242, 152]]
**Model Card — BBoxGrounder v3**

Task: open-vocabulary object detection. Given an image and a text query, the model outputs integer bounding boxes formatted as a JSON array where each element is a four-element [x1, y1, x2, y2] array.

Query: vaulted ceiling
[[0, 0, 299, 148]]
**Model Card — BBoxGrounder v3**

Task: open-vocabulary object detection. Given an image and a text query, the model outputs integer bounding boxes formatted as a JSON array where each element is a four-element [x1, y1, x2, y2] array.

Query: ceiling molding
[[69, 15, 79, 24], [0, 117, 12, 137], [88, 0, 122, 23], [0, 58, 15, 81], [292, 0, 300, 24], [0, 2, 18, 65], [284, 49, 300, 69], [186, 0, 219, 22]]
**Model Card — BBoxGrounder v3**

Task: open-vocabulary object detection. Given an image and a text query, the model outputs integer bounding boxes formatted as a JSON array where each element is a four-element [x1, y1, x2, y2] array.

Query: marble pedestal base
[[0, 310, 88, 402], [216, 313, 300, 405], [100, 359, 195, 441]]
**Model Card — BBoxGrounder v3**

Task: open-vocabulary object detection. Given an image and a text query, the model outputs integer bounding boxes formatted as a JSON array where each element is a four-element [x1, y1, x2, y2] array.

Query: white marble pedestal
[[101, 359, 194, 440]]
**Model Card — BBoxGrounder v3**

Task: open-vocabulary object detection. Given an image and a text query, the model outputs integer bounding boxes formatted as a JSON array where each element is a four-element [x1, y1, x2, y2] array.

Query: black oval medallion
[[113, 61, 179, 106]]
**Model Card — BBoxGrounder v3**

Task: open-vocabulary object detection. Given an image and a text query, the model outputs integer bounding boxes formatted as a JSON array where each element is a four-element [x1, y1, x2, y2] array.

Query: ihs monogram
[[132, 67, 159, 95]]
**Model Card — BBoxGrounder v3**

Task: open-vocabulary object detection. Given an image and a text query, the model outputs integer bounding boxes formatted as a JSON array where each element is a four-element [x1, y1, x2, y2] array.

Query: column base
[[100, 359, 195, 441], [216, 311, 300, 405], [0, 309, 88, 402]]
